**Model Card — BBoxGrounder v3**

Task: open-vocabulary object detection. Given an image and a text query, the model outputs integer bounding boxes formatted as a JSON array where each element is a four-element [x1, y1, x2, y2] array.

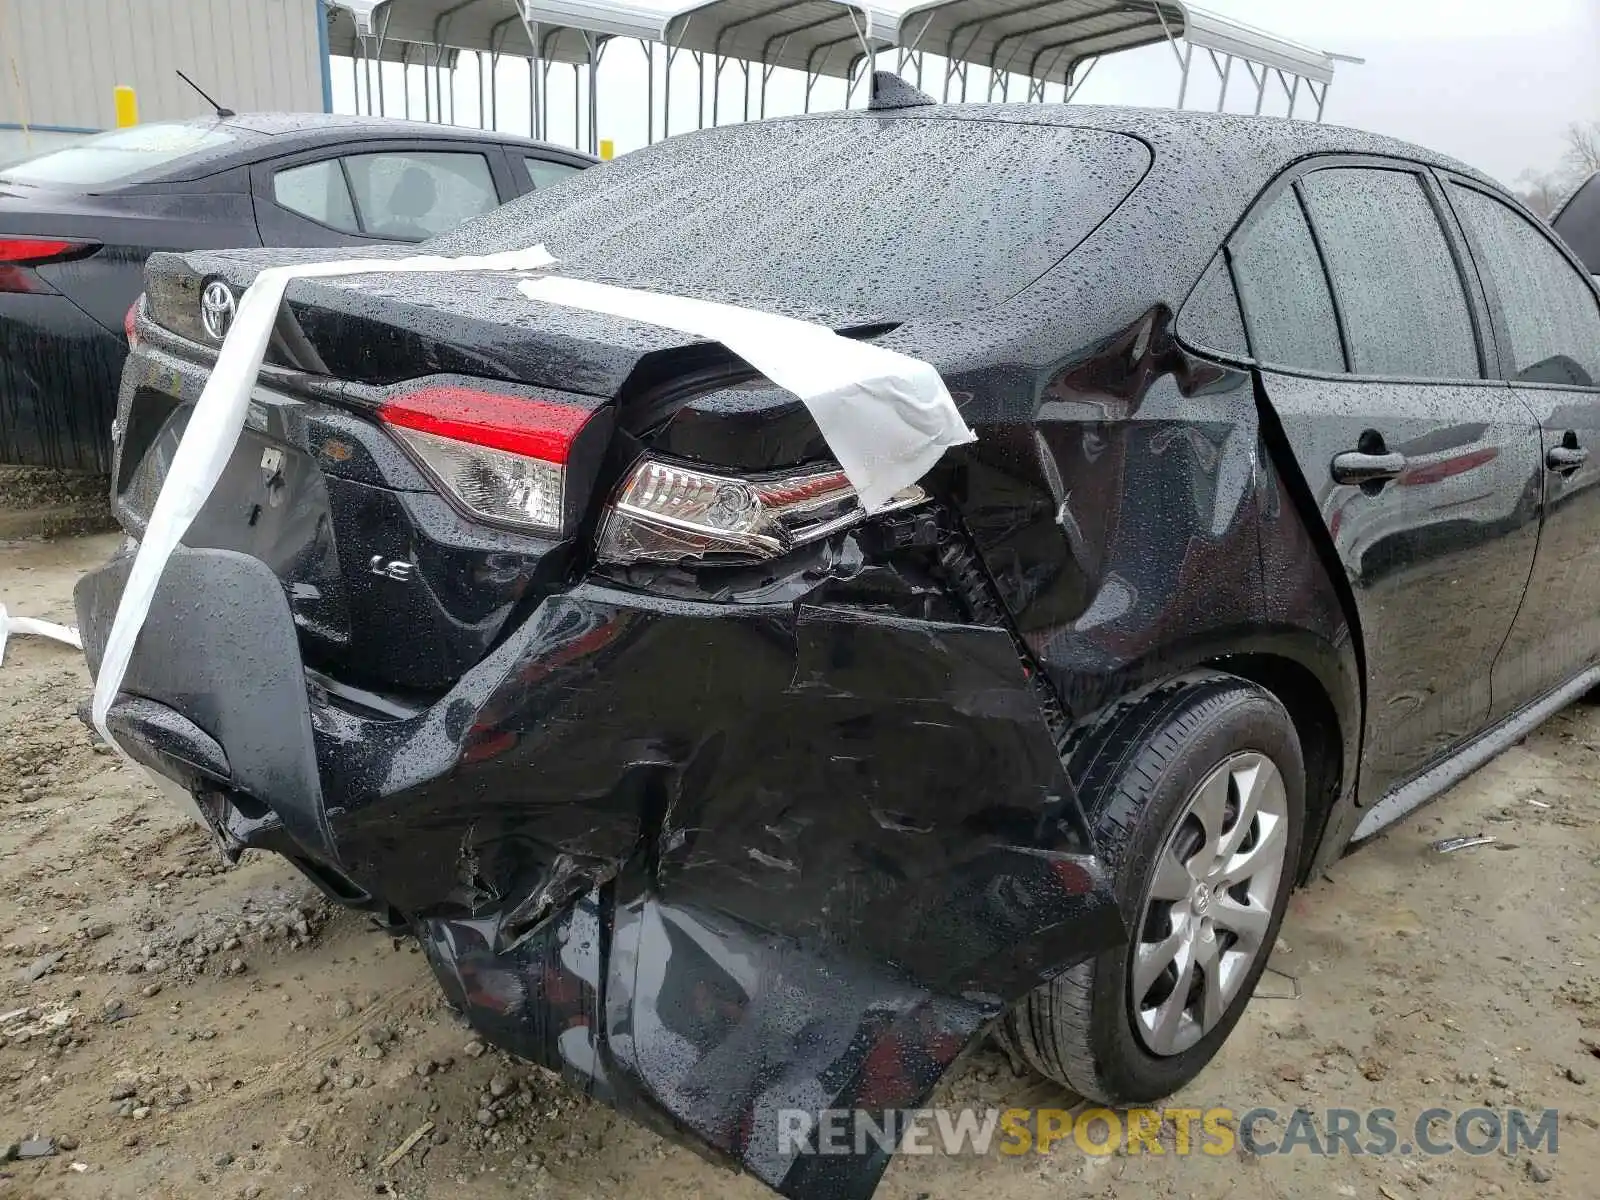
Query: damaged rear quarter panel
[[317, 526, 1121, 1198]]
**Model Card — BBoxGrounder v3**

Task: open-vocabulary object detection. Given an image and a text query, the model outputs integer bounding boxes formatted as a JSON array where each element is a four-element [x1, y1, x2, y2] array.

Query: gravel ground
[[2, 530, 1597, 1199]]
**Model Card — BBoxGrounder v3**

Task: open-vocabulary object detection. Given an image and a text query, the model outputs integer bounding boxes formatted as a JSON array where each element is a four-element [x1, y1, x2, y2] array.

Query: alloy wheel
[[1129, 751, 1289, 1056]]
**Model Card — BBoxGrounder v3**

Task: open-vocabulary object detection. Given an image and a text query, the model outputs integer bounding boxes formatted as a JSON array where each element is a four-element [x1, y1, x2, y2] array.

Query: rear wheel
[[1005, 671, 1304, 1103]]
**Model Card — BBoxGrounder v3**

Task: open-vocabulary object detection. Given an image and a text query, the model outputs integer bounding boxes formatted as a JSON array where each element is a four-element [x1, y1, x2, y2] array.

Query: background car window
[[343, 151, 498, 240], [1229, 190, 1345, 374], [1552, 172, 1599, 276], [1178, 253, 1250, 359], [524, 157, 582, 190], [272, 160, 359, 233], [1299, 168, 1479, 380], [0, 122, 232, 186], [1452, 184, 1600, 387]]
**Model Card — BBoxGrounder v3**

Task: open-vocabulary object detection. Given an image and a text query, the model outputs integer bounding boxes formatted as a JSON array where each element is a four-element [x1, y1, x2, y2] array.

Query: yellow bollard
[[113, 86, 139, 127], [598, 138, 614, 161]]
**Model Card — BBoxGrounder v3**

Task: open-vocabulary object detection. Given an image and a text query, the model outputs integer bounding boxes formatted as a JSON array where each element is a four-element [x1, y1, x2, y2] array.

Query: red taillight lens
[[0, 237, 95, 294], [379, 385, 597, 535], [0, 237, 81, 264], [124, 295, 143, 349]]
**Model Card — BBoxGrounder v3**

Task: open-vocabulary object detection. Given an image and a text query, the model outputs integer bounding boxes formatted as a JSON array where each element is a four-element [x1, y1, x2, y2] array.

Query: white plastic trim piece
[[0, 604, 82, 667], [519, 275, 975, 513]]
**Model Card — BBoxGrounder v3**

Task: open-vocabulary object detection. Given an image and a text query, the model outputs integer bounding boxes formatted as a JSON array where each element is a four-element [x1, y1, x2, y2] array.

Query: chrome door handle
[[1331, 451, 1406, 487], [1546, 444, 1588, 473]]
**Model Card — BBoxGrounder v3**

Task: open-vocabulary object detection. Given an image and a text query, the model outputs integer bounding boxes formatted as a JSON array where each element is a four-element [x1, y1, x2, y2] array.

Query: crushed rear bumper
[[75, 538, 1123, 1198]]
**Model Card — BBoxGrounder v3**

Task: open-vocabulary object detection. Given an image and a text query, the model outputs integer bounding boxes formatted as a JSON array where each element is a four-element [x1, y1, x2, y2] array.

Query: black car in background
[[77, 94, 1600, 1199], [0, 114, 593, 471], [1555, 169, 1600, 278]]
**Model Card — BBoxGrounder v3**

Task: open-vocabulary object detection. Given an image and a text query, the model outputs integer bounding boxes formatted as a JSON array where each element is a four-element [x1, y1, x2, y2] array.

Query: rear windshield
[[427, 117, 1151, 319], [1554, 172, 1600, 275], [0, 122, 234, 187]]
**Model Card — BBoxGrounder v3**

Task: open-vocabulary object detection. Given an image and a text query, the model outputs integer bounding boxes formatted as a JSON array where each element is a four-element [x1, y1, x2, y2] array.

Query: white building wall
[[0, 0, 328, 144]]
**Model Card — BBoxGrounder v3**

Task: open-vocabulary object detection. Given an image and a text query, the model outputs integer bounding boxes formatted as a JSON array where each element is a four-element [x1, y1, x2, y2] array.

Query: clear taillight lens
[[379, 385, 596, 535], [597, 457, 926, 565]]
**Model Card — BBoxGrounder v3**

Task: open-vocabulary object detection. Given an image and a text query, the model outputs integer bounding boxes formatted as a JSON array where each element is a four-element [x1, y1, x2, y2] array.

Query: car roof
[[216, 111, 588, 157], [820, 102, 1497, 193]]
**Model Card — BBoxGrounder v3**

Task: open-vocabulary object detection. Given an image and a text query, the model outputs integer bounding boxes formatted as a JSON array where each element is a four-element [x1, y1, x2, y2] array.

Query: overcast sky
[[332, 0, 1600, 187]]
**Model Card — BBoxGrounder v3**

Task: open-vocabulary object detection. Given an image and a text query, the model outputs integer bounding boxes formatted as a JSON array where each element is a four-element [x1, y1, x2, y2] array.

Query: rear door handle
[[1546, 445, 1589, 473], [1331, 450, 1407, 487]]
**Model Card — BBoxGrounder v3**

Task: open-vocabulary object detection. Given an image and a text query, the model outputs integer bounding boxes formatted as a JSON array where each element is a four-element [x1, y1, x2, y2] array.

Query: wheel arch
[[1203, 648, 1353, 884]]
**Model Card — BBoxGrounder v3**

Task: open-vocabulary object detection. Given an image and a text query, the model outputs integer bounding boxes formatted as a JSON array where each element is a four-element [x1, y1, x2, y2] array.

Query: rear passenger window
[[273, 160, 359, 234], [1299, 168, 1480, 380], [1451, 184, 1600, 387], [1229, 191, 1345, 374], [524, 157, 583, 190], [342, 152, 499, 240]]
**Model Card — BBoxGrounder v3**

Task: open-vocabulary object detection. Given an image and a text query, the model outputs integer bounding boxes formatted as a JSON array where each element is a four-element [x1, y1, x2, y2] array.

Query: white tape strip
[[90, 247, 558, 763], [0, 604, 82, 667], [518, 276, 975, 513]]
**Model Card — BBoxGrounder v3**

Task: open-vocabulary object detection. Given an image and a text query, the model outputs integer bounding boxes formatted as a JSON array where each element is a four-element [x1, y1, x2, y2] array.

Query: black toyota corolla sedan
[[74, 83, 1600, 1199], [0, 113, 593, 472]]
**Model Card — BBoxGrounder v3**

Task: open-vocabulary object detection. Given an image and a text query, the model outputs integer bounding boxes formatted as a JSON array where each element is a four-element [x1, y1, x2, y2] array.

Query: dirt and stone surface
[[3, 528, 1597, 1198]]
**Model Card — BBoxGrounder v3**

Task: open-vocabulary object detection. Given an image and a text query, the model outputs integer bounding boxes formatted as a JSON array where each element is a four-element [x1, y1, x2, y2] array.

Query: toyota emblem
[[200, 280, 236, 341]]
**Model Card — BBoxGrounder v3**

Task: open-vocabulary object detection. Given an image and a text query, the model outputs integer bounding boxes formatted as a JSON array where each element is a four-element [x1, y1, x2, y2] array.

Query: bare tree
[[1565, 120, 1600, 177], [1517, 168, 1567, 218]]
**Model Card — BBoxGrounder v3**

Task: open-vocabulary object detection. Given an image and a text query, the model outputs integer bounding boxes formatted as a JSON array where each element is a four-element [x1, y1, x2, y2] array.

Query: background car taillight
[[0, 237, 97, 293], [597, 456, 927, 565], [378, 385, 608, 536], [124, 295, 142, 349]]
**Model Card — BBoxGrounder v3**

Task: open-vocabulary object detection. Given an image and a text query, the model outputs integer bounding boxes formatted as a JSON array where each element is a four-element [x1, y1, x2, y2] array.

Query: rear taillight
[[124, 295, 142, 349], [379, 385, 598, 536], [0, 238, 95, 294], [596, 457, 928, 566]]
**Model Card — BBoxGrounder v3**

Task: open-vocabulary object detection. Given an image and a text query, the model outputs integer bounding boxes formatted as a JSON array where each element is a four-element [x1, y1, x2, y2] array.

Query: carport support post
[[476, 51, 486, 128], [1175, 39, 1192, 109], [585, 34, 603, 157], [644, 41, 655, 144], [374, 6, 391, 116], [1215, 51, 1232, 111]]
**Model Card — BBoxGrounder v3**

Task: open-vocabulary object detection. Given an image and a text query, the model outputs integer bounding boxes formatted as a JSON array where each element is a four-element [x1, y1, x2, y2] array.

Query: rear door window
[[1298, 167, 1481, 380], [1228, 190, 1345, 373], [524, 157, 583, 190], [272, 160, 359, 233], [342, 151, 500, 240], [1452, 183, 1600, 387]]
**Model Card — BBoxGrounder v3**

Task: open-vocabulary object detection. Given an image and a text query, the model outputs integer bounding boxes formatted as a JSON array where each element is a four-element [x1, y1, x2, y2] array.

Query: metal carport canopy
[[329, 0, 667, 63], [893, 0, 1335, 91], [661, 0, 898, 81]]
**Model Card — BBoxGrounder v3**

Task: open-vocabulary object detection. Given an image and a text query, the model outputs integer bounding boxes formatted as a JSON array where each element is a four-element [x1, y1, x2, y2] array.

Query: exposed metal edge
[[1352, 665, 1600, 842]]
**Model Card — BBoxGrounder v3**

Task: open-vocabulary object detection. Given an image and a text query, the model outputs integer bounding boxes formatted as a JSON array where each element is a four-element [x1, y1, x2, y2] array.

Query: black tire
[[1004, 670, 1304, 1104]]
